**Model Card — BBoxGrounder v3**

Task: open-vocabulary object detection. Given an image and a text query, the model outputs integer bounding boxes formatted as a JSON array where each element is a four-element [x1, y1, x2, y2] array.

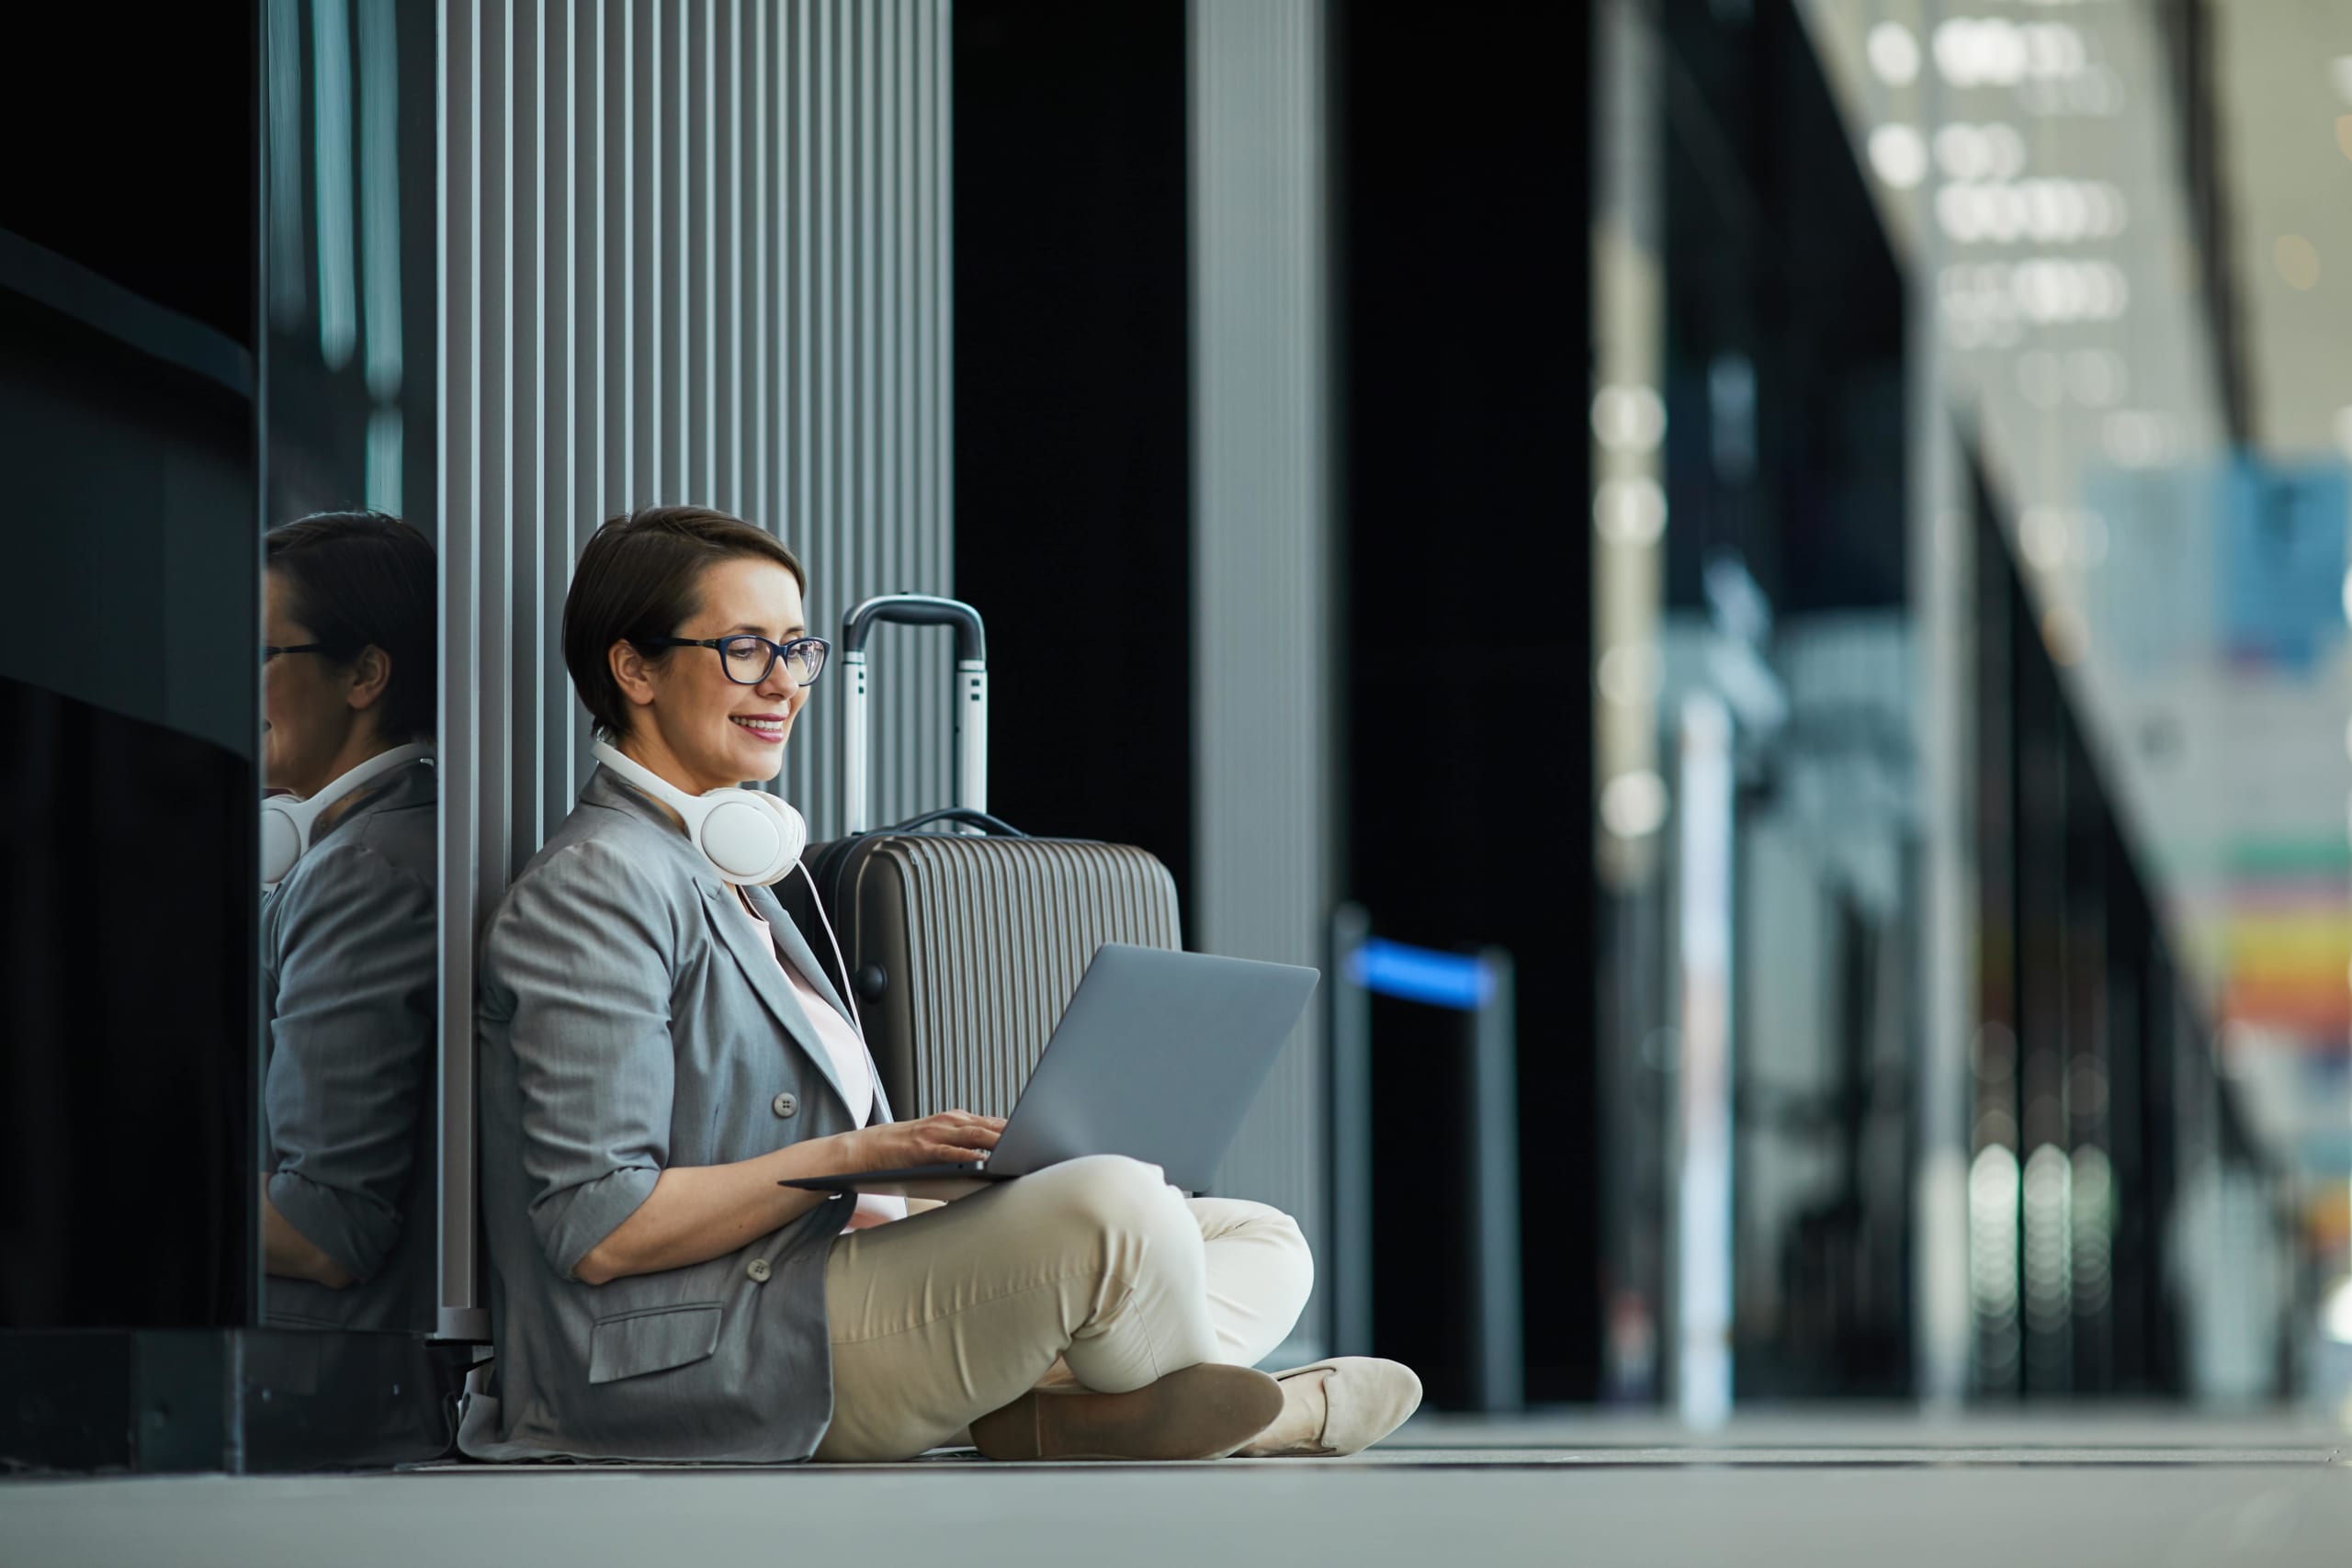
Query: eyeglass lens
[[718, 635, 825, 686]]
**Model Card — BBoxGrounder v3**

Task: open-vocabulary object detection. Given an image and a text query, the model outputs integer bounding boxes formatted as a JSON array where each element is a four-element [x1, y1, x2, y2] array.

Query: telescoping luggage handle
[[839, 594, 988, 835]]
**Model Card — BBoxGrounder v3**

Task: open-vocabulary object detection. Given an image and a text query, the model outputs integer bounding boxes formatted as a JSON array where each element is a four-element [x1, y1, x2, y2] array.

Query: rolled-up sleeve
[[265, 841, 436, 1282], [481, 840, 679, 1279]]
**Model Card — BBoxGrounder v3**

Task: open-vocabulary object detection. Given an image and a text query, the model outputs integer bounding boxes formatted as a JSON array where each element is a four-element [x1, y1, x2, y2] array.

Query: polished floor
[[8, 1411, 2352, 1568]]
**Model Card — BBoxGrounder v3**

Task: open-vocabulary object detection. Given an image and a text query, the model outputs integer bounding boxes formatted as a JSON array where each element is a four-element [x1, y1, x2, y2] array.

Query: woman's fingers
[[928, 1113, 1002, 1140]]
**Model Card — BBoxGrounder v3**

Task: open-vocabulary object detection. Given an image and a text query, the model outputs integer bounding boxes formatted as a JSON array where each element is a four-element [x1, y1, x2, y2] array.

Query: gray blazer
[[262, 758, 439, 1333], [458, 767, 888, 1461]]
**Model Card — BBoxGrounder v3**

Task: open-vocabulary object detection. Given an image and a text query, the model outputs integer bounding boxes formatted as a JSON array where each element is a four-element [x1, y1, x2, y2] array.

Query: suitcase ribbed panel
[[847, 836, 1181, 1118]]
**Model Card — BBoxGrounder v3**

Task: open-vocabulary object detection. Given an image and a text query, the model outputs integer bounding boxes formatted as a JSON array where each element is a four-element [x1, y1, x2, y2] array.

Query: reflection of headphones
[[592, 740, 808, 887], [262, 742, 435, 891]]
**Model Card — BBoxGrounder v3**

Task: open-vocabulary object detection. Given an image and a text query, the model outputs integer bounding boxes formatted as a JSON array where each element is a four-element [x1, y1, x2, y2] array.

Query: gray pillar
[[435, 0, 955, 1325], [1191, 0, 1334, 1363]]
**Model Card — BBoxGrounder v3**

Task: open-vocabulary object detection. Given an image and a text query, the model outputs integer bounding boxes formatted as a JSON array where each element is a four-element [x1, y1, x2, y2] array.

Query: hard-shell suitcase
[[785, 594, 1182, 1120]]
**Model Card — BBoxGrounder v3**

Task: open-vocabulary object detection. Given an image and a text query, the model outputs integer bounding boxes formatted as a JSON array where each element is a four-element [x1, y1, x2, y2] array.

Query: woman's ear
[[609, 638, 658, 712], [344, 645, 392, 713]]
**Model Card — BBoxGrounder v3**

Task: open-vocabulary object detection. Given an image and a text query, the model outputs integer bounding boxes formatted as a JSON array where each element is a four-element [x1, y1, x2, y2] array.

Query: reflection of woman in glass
[[461, 506, 1420, 1463], [260, 511, 438, 1331]]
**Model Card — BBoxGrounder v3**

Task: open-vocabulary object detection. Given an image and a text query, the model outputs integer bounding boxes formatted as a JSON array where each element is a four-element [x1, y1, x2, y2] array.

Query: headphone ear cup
[[261, 797, 307, 888], [749, 791, 809, 885], [695, 789, 808, 886]]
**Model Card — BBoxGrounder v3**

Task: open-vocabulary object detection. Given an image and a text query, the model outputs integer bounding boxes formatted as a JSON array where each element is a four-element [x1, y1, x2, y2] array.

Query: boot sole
[[971, 1363, 1285, 1462]]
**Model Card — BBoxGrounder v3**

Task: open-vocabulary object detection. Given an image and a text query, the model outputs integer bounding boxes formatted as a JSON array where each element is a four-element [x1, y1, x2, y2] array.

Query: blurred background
[[986, 0, 2352, 1421], [6, 0, 2352, 1472]]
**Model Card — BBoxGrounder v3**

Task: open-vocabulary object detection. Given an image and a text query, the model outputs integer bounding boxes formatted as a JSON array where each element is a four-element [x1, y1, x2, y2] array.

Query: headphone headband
[[261, 742, 435, 890]]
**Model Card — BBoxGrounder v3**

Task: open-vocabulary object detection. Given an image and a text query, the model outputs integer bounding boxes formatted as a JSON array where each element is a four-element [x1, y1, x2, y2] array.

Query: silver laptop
[[780, 942, 1319, 1197]]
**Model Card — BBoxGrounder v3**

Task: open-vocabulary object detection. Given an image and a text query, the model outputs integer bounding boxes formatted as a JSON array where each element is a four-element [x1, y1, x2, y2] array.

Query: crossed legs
[[813, 1154, 1313, 1462]]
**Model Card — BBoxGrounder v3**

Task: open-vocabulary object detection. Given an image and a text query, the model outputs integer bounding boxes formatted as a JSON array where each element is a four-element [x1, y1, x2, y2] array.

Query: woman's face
[[628, 556, 811, 795], [263, 570, 368, 795]]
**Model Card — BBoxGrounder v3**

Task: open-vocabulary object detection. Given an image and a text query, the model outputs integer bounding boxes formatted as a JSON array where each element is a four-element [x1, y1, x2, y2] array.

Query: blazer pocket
[[587, 1302, 724, 1384]]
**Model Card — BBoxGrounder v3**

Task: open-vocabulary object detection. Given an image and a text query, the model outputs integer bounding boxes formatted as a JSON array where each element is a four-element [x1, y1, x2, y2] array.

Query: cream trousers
[[813, 1154, 1314, 1462]]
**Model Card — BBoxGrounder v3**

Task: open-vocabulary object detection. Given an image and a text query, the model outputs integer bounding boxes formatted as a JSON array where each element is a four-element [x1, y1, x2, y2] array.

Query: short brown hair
[[266, 511, 438, 742], [562, 505, 808, 740]]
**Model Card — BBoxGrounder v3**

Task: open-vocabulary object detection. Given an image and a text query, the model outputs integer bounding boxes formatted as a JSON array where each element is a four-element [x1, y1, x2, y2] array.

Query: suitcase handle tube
[[838, 594, 989, 834]]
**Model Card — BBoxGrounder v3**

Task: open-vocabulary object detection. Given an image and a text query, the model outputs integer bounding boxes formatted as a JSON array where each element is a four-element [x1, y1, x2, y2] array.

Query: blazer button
[[747, 1258, 773, 1283], [771, 1091, 798, 1119]]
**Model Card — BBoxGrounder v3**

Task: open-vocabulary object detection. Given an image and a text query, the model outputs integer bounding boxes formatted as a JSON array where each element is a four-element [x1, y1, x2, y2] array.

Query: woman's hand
[[843, 1110, 1006, 1170], [571, 1112, 1006, 1285]]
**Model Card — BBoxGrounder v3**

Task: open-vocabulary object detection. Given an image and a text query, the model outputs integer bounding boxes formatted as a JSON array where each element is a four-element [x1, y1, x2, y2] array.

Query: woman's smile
[[730, 711, 791, 744]]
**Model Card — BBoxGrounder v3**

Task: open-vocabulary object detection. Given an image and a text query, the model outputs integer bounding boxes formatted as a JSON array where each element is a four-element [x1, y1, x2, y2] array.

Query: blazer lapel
[[700, 881, 856, 1121], [747, 881, 854, 1020], [746, 881, 892, 1124], [581, 765, 876, 1122]]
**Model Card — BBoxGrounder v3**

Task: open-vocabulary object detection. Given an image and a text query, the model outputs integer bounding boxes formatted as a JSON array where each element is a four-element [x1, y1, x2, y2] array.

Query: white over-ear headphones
[[592, 739, 809, 886], [262, 742, 435, 891]]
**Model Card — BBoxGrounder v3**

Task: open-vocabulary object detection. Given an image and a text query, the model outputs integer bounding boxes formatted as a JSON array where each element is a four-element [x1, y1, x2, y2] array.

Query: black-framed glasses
[[638, 633, 831, 687], [264, 643, 336, 660]]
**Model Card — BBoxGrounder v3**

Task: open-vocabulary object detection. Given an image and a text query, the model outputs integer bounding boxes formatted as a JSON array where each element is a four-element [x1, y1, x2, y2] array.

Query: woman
[[260, 511, 439, 1333], [458, 505, 1420, 1462]]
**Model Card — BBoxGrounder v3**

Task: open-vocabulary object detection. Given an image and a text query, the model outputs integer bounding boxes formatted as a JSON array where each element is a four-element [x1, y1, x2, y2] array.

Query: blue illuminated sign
[[1347, 938, 1494, 1011]]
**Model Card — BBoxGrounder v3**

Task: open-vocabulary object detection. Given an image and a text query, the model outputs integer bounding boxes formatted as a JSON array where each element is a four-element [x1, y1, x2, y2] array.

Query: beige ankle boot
[[1234, 1358, 1422, 1458]]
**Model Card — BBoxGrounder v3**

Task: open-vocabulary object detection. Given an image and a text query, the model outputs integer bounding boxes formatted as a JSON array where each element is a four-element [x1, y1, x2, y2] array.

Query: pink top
[[741, 902, 906, 1230]]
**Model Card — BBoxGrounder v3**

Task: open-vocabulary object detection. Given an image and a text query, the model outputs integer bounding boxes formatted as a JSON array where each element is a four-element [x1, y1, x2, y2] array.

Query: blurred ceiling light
[[1868, 124, 1929, 189], [2332, 57, 2352, 106], [1594, 478, 1668, 546], [2008, 258, 2129, 322], [2335, 406, 2352, 462], [1934, 18, 2085, 89], [2021, 20, 2086, 77], [2275, 234, 2322, 291], [1967, 1146, 2020, 1315], [1600, 770, 1669, 840], [1591, 384, 1667, 452], [2328, 1277, 2352, 1345], [1597, 642, 1664, 707], [2020, 506, 2072, 571], [1935, 185, 1987, 243], [1867, 22, 1921, 86], [1934, 123, 1989, 180], [1934, 19, 2020, 87], [2024, 180, 2078, 239], [1938, 262, 2032, 349], [1935, 179, 2127, 246]]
